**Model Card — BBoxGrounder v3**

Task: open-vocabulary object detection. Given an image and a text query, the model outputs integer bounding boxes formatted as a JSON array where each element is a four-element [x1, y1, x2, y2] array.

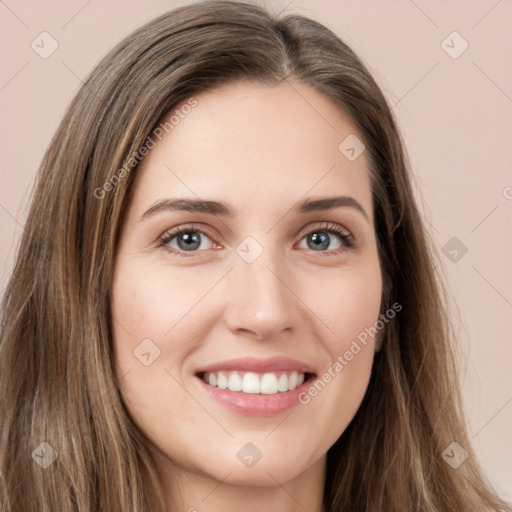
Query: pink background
[[1, 0, 510, 498]]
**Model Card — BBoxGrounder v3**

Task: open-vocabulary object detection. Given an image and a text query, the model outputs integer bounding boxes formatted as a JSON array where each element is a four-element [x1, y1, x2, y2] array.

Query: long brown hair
[[0, 1, 509, 510]]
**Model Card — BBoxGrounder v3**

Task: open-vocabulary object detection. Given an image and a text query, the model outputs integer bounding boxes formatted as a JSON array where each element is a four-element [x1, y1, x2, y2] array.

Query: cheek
[[305, 257, 383, 356], [295, 257, 382, 432], [109, 258, 232, 437], [109, 261, 206, 439], [110, 259, 222, 369]]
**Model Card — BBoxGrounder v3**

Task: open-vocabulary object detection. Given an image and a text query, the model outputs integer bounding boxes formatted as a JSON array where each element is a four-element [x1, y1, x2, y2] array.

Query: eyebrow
[[140, 195, 369, 222]]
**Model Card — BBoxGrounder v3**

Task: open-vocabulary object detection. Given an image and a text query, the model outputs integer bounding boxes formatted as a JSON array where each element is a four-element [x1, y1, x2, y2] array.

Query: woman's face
[[111, 80, 383, 487]]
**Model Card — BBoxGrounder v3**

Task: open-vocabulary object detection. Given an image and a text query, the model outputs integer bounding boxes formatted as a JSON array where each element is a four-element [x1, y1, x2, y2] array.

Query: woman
[[0, 1, 509, 511]]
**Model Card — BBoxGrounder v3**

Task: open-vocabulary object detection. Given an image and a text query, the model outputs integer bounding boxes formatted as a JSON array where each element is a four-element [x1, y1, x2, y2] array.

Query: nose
[[223, 246, 301, 341]]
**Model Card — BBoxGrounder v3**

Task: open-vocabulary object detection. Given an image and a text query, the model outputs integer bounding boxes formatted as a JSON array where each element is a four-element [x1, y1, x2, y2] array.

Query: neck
[[149, 451, 327, 512]]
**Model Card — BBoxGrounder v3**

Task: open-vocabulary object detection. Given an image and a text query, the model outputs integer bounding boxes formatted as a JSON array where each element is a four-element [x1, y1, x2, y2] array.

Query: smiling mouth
[[196, 370, 316, 395]]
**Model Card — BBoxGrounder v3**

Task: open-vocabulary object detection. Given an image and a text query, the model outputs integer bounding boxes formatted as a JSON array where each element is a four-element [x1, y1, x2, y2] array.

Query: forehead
[[129, 80, 372, 221]]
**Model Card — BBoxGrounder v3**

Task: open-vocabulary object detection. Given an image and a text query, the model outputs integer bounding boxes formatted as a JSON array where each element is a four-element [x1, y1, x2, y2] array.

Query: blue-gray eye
[[162, 230, 213, 252], [298, 229, 346, 252]]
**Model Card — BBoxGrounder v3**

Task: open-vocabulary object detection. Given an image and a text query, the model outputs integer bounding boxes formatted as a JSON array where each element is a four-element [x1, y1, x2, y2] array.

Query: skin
[[111, 80, 383, 512]]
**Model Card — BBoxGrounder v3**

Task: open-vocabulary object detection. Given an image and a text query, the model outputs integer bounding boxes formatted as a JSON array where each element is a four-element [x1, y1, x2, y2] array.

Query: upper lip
[[195, 356, 317, 375]]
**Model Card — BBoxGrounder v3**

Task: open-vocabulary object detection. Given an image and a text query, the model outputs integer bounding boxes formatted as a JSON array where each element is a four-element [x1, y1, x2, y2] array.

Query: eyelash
[[158, 222, 356, 257]]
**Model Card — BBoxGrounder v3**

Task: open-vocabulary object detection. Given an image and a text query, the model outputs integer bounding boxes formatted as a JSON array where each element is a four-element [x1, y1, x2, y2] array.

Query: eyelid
[[296, 221, 352, 239]]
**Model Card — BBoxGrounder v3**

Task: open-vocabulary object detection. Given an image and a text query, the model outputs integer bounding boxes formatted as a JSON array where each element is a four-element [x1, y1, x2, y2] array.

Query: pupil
[[179, 232, 201, 251], [309, 232, 329, 251]]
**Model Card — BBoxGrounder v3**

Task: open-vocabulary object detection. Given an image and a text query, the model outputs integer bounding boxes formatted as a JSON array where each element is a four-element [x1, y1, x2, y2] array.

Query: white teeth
[[277, 373, 288, 392], [242, 372, 260, 393], [260, 373, 278, 394], [201, 370, 307, 394], [217, 371, 228, 389], [288, 371, 298, 391], [228, 372, 243, 391]]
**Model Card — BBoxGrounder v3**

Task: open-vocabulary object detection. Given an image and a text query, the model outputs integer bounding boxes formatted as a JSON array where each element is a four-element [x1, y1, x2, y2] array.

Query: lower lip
[[195, 375, 314, 416]]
